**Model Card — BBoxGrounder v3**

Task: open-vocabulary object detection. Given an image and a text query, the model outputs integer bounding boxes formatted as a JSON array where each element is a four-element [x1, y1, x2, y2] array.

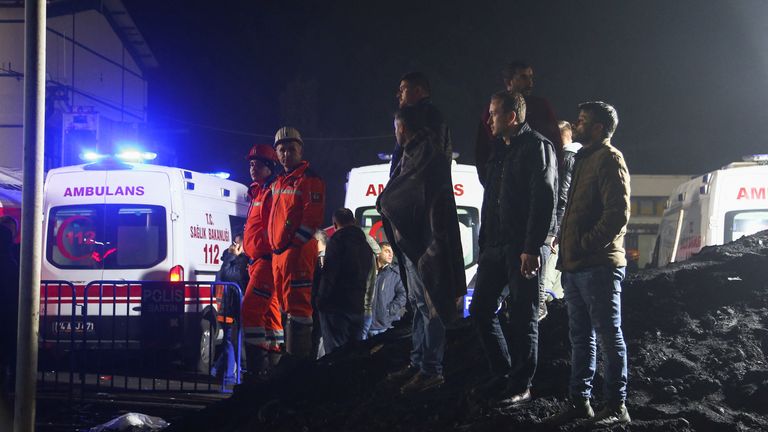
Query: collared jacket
[[244, 179, 274, 260], [268, 161, 325, 254], [316, 225, 374, 314], [369, 264, 407, 331], [379, 128, 466, 324], [390, 97, 453, 177], [557, 140, 630, 272], [479, 122, 558, 255], [475, 95, 563, 186], [552, 141, 583, 236]]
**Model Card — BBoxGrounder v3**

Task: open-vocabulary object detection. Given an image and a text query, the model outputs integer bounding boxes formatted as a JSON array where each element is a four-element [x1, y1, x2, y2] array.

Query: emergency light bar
[[743, 154, 768, 162], [116, 150, 157, 162], [208, 172, 231, 179], [80, 151, 107, 162]]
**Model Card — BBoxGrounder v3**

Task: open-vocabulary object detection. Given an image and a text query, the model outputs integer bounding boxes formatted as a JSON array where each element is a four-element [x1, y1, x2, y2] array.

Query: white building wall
[[0, 7, 149, 169]]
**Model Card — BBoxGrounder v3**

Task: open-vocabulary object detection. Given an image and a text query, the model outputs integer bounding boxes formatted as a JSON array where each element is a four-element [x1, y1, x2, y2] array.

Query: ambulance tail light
[[169, 265, 184, 282]]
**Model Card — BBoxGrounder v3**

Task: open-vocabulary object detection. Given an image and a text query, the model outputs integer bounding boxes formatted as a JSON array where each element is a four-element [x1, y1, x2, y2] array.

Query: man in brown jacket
[[548, 101, 631, 427]]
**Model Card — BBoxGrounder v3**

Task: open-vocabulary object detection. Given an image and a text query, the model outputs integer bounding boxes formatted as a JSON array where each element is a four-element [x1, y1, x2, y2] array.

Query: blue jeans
[[470, 245, 539, 392], [361, 314, 373, 340], [562, 266, 628, 403], [319, 311, 364, 355], [404, 255, 445, 376]]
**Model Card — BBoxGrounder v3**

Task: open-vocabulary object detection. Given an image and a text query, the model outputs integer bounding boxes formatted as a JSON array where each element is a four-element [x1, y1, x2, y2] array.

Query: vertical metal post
[[14, 0, 46, 431]]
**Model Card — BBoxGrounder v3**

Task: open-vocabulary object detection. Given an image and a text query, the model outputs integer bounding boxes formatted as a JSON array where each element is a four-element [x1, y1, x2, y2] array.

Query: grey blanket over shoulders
[[378, 129, 466, 324]]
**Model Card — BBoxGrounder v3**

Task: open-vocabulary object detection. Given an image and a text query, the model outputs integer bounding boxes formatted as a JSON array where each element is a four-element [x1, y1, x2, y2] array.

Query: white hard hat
[[274, 126, 303, 148]]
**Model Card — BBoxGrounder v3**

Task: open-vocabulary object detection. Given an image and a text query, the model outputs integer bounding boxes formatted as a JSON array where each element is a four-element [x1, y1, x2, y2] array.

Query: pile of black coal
[[166, 231, 768, 432]]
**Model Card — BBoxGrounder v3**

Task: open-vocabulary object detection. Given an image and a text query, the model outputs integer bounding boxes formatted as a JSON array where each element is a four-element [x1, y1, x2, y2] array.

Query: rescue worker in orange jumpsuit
[[242, 144, 284, 375], [269, 127, 325, 358]]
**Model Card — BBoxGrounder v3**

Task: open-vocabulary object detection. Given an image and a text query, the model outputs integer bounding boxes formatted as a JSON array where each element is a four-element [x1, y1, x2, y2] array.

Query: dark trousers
[[319, 311, 364, 355], [470, 245, 539, 393]]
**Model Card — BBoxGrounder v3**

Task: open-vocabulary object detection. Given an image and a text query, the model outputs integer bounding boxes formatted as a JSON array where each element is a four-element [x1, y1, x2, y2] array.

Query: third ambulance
[[655, 155, 768, 265]]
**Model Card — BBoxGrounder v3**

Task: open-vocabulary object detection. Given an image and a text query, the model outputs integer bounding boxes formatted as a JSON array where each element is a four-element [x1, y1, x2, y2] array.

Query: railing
[[38, 280, 243, 398]]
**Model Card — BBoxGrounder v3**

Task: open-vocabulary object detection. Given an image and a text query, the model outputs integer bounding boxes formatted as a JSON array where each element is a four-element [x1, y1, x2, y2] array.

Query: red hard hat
[[246, 144, 278, 166]]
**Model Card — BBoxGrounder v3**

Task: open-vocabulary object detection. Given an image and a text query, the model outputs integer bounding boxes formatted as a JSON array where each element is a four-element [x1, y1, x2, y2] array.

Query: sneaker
[[386, 364, 419, 382], [591, 402, 631, 427], [538, 301, 548, 321], [494, 388, 532, 408], [400, 372, 445, 394], [544, 398, 594, 426]]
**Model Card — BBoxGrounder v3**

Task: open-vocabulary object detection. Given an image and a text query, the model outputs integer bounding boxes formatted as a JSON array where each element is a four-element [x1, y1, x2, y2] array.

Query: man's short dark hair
[[394, 105, 427, 133], [502, 60, 531, 83], [400, 71, 431, 95], [578, 101, 619, 138], [332, 208, 356, 226], [378, 241, 391, 249], [491, 91, 527, 123]]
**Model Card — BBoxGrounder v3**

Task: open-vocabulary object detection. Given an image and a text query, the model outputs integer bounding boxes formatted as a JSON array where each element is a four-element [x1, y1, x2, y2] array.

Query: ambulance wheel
[[197, 317, 217, 374]]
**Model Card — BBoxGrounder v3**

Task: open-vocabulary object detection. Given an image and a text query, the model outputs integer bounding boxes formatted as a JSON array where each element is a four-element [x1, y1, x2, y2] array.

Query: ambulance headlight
[[80, 151, 106, 162]]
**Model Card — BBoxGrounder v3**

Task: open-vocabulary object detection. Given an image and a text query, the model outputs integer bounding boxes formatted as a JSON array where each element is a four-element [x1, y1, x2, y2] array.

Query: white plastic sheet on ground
[[85, 413, 169, 432]]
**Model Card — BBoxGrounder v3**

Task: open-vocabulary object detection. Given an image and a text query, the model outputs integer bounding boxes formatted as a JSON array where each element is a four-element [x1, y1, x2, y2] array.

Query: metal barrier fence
[[38, 280, 243, 397]]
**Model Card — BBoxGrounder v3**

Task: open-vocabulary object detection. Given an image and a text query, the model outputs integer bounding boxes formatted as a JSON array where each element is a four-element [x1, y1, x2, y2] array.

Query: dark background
[[125, 0, 768, 220]]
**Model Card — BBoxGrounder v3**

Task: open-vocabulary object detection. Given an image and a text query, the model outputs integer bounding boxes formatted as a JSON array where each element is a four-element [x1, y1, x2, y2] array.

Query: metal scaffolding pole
[[14, 0, 46, 431]]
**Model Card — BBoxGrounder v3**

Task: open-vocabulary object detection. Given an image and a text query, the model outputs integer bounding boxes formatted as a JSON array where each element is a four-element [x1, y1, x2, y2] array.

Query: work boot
[[268, 350, 282, 368], [544, 398, 594, 426], [285, 320, 313, 359], [400, 372, 444, 394], [385, 364, 419, 383], [591, 401, 631, 427]]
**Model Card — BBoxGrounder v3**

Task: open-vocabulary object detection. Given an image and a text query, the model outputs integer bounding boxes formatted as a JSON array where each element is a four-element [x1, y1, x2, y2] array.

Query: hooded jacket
[[479, 123, 558, 255], [557, 140, 630, 272], [378, 128, 467, 324]]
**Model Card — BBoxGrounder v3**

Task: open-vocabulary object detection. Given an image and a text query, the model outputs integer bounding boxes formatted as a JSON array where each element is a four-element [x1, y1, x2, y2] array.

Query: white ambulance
[[40, 158, 249, 370], [344, 161, 484, 316], [655, 155, 768, 265]]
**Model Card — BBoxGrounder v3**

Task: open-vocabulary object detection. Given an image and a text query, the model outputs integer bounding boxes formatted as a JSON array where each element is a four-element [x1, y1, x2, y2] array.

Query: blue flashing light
[[116, 150, 157, 162], [80, 151, 106, 162], [209, 171, 231, 179]]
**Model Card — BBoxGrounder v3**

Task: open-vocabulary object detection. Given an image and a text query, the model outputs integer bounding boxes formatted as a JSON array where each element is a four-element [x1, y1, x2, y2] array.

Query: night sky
[[124, 0, 768, 215]]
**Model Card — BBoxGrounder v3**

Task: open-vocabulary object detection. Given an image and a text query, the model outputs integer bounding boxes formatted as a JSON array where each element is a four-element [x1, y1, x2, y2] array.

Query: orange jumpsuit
[[242, 180, 283, 352], [268, 161, 325, 323]]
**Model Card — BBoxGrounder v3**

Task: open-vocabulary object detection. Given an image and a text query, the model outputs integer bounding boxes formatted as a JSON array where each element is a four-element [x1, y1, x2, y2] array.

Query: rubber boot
[[286, 320, 313, 359], [245, 345, 269, 375]]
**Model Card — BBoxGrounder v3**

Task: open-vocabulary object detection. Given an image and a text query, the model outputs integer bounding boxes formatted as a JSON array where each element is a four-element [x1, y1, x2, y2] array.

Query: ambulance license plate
[[52, 321, 95, 334]]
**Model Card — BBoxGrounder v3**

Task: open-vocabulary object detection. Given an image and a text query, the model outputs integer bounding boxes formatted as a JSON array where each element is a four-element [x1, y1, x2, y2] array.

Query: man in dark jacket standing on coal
[[470, 91, 557, 407], [379, 105, 466, 394], [547, 101, 631, 427], [316, 208, 373, 354]]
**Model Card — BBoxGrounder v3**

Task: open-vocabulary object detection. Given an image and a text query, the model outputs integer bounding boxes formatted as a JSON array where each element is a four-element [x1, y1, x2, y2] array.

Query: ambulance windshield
[[355, 206, 480, 269], [47, 204, 167, 269], [725, 209, 768, 242]]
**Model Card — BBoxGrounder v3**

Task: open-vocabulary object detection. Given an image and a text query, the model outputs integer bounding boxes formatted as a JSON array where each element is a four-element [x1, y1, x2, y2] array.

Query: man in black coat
[[316, 208, 373, 354], [379, 105, 466, 394], [470, 91, 557, 406]]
